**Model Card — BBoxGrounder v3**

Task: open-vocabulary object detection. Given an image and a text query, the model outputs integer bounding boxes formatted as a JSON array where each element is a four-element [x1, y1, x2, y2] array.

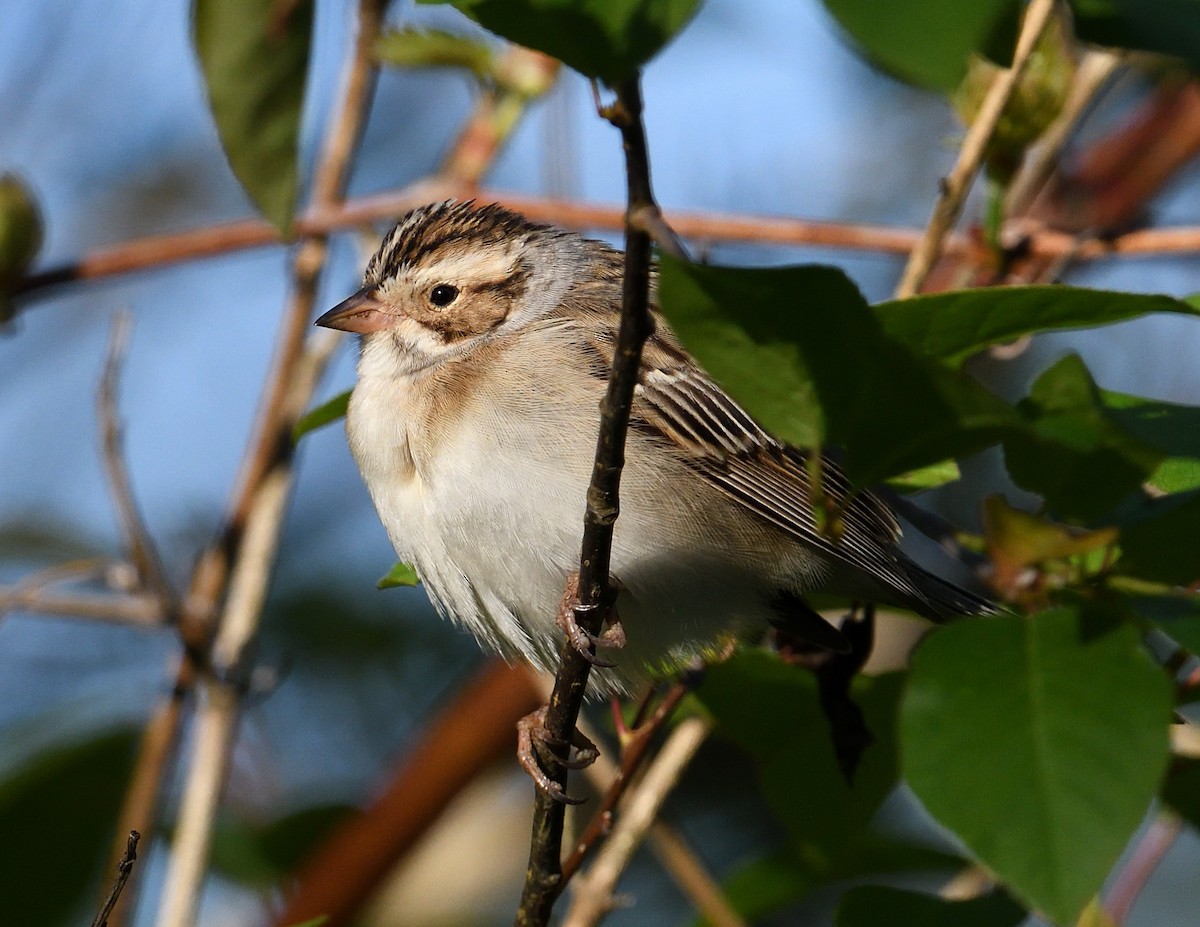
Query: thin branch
[[151, 0, 387, 922], [562, 717, 713, 927], [18, 189, 1200, 308], [90, 830, 140, 927], [894, 0, 1059, 298], [99, 310, 177, 614], [0, 586, 161, 626], [572, 709, 744, 927], [561, 680, 694, 880], [514, 72, 659, 927], [1104, 813, 1183, 924]]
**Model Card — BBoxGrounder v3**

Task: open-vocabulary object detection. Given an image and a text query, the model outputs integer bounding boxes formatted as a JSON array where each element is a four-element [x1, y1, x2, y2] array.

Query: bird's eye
[[429, 284, 459, 307]]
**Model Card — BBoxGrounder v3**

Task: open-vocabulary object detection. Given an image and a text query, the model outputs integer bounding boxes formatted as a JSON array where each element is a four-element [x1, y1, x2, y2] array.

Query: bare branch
[[894, 0, 1059, 298], [515, 71, 660, 927], [0, 586, 161, 626], [1104, 813, 1183, 924], [573, 710, 745, 927], [562, 717, 713, 927], [90, 830, 140, 927], [152, 0, 388, 923], [99, 310, 177, 614]]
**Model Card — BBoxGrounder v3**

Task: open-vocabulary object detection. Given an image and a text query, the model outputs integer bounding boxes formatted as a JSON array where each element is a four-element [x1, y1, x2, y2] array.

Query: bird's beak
[[315, 287, 394, 334]]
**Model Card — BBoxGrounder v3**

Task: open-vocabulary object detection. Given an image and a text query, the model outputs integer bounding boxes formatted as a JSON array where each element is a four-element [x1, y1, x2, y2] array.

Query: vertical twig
[[563, 717, 713, 927], [90, 831, 140, 927], [514, 71, 661, 927], [1104, 813, 1183, 924], [98, 310, 176, 614], [893, 0, 1058, 298], [150, 0, 387, 922]]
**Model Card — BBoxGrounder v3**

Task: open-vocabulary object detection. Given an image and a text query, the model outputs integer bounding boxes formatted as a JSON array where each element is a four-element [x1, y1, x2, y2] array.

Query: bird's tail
[[900, 559, 999, 621]]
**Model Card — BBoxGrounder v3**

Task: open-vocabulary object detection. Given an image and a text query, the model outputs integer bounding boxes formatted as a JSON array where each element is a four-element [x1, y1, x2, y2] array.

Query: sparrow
[[316, 200, 993, 698]]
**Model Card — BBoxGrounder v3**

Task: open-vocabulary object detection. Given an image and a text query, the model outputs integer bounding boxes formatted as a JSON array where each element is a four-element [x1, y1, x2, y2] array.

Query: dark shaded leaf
[[293, 389, 351, 442], [1122, 594, 1200, 654], [836, 886, 1026, 927], [428, 0, 701, 85], [874, 286, 1200, 367], [819, 0, 1020, 90], [902, 607, 1171, 925], [0, 726, 138, 927], [1004, 355, 1162, 520], [192, 0, 313, 233], [1102, 389, 1200, 493], [1162, 757, 1200, 831], [1117, 489, 1200, 585], [695, 651, 901, 867], [1073, 0, 1200, 72], [658, 256, 1018, 484]]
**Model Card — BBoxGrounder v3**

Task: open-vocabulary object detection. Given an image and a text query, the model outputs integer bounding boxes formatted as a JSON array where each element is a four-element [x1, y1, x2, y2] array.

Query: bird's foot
[[557, 572, 626, 667], [516, 706, 599, 804]]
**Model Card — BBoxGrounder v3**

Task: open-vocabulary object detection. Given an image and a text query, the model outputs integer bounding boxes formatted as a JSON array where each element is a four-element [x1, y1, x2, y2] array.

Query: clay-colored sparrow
[[317, 201, 991, 695]]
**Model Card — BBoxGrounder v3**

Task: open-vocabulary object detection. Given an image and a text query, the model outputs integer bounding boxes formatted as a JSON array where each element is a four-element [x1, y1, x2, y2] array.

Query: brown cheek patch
[[419, 268, 530, 343]]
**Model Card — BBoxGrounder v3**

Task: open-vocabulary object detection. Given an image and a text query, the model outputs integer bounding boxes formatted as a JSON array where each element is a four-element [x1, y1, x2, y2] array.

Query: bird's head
[[316, 200, 580, 376]]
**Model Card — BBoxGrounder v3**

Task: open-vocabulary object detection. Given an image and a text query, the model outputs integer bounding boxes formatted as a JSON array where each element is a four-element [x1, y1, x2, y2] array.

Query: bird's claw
[[516, 707, 599, 804], [557, 573, 626, 666]]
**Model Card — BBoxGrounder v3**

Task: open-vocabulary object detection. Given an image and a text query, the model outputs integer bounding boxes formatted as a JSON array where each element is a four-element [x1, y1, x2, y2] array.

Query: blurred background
[[3, 0, 1200, 925]]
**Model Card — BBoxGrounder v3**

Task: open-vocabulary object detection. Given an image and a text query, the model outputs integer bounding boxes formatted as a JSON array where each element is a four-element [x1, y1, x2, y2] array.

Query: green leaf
[[375, 28, 495, 79], [1003, 355, 1162, 520], [293, 389, 351, 443], [377, 561, 420, 589], [1121, 593, 1200, 654], [426, 0, 702, 85], [836, 886, 1026, 927], [0, 725, 138, 927], [902, 607, 1172, 925], [192, 0, 313, 234], [658, 256, 1018, 484], [695, 650, 902, 868], [1073, 0, 1200, 72], [820, 0, 1020, 90], [0, 174, 41, 284], [875, 286, 1200, 367], [1102, 390, 1200, 493], [885, 459, 961, 494], [1117, 489, 1200, 586]]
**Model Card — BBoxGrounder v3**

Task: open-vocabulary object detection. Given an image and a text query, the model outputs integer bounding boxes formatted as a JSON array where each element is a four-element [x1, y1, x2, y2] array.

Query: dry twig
[[90, 831, 140, 927], [563, 717, 714, 927], [894, 0, 1059, 298]]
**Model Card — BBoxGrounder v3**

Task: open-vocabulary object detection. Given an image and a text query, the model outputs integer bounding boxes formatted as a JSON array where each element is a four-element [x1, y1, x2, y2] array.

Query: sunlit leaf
[[293, 389, 351, 442], [375, 28, 495, 78], [377, 561, 420, 589], [192, 0, 313, 233], [820, 0, 1020, 90], [902, 607, 1171, 925], [885, 459, 961, 494], [427, 0, 702, 85], [875, 286, 1200, 367]]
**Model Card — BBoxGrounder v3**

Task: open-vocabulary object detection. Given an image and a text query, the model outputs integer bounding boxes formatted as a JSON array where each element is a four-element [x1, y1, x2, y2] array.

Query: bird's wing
[[628, 333, 936, 602]]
